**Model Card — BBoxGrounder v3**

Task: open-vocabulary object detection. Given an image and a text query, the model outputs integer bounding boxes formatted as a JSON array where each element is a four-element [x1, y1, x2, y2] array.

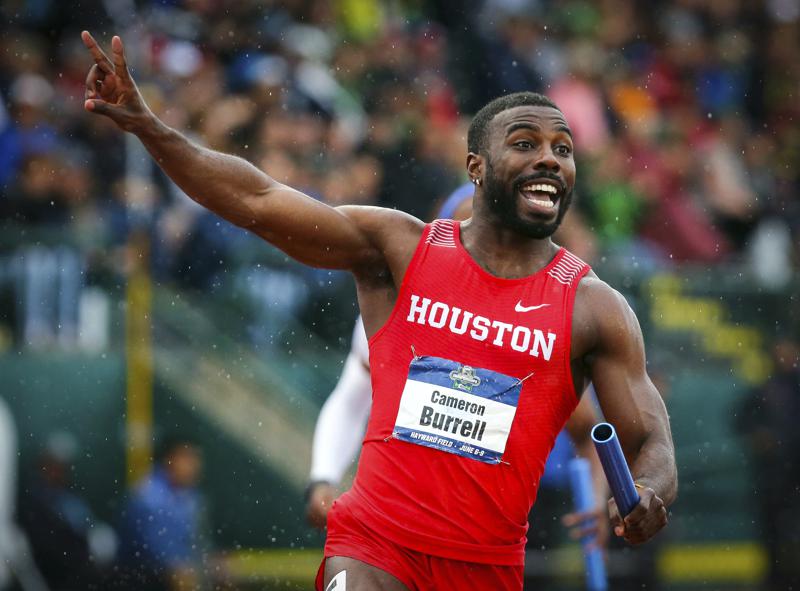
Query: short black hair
[[467, 92, 562, 154], [155, 433, 198, 463]]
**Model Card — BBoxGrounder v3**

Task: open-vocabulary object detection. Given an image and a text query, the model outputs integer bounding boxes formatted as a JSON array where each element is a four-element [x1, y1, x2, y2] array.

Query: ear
[[466, 152, 483, 184]]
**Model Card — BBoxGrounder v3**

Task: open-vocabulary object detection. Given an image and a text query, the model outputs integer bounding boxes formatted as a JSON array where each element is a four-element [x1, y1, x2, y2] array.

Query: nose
[[533, 146, 560, 173]]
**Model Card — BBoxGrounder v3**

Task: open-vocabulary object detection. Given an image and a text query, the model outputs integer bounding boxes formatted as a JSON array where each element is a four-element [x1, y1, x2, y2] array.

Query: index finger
[[81, 31, 114, 74]]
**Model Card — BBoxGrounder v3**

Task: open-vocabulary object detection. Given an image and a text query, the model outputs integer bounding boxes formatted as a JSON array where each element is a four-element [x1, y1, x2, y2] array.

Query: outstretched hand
[[81, 31, 151, 132], [561, 504, 610, 551]]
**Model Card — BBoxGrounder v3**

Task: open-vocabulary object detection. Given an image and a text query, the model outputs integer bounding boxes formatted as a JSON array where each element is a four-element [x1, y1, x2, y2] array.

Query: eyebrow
[[505, 121, 574, 139], [555, 124, 574, 139], [505, 122, 539, 136]]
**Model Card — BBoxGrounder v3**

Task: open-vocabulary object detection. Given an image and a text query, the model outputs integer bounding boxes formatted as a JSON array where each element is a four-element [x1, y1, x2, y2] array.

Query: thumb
[[84, 98, 123, 119]]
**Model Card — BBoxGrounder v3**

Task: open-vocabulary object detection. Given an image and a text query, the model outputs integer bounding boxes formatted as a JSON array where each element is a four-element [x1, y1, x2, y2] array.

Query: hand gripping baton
[[568, 458, 608, 591], [591, 422, 640, 517]]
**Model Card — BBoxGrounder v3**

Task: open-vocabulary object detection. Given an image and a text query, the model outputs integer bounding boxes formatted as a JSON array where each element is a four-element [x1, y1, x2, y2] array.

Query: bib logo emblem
[[449, 365, 481, 392]]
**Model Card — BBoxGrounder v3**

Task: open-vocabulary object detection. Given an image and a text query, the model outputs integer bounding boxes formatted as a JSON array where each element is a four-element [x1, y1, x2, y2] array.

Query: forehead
[[489, 105, 570, 136]]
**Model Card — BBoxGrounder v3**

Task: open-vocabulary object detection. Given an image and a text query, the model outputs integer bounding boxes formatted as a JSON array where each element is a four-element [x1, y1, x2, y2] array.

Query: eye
[[555, 144, 572, 157], [514, 140, 534, 150]]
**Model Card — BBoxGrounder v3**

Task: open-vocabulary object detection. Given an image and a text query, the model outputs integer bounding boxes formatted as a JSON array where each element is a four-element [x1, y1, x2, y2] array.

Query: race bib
[[392, 356, 523, 464]]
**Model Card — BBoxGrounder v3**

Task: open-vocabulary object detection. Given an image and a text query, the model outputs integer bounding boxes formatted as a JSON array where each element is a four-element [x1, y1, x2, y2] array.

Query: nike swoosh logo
[[326, 571, 346, 591], [515, 301, 550, 312]]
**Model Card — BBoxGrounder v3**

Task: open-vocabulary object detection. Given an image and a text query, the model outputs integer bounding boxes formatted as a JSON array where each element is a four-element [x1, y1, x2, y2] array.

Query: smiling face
[[469, 105, 576, 239]]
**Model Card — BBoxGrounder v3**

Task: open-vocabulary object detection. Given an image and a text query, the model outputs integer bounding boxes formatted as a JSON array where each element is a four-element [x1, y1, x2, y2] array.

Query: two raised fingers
[[81, 31, 131, 82]]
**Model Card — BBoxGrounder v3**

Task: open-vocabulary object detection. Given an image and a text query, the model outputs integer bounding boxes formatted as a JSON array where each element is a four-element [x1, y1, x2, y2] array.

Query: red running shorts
[[315, 501, 523, 590]]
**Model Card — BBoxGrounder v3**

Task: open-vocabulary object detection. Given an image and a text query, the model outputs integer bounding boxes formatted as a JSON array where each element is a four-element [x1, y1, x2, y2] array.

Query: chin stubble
[[482, 161, 572, 239]]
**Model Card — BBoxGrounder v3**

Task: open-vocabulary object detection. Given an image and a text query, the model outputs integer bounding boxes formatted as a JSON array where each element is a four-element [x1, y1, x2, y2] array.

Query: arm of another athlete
[[576, 277, 677, 545], [307, 339, 372, 528], [81, 32, 412, 272], [561, 394, 610, 547]]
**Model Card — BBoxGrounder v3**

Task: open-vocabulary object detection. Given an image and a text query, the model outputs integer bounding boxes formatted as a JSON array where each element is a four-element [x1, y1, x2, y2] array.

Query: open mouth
[[519, 181, 561, 211]]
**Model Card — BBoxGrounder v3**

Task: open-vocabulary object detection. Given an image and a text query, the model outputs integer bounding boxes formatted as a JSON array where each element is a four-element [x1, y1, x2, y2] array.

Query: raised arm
[[81, 32, 399, 271], [579, 279, 677, 545]]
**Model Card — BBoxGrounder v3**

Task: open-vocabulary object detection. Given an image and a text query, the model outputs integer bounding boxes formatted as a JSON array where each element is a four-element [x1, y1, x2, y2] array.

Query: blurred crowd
[[0, 0, 798, 351], [5, 428, 211, 591]]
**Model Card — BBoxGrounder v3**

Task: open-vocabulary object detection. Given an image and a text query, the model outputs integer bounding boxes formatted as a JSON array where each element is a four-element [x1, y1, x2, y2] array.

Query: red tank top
[[336, 219, 590, 566]]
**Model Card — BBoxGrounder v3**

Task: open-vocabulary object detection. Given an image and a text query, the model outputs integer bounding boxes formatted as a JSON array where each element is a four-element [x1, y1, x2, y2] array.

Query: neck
[[459, 217, 559, 279]]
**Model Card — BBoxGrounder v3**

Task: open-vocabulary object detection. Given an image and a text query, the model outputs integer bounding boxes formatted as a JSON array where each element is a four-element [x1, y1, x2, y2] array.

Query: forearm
[[82, 31, 387, 271], [132, 114, 382, 270], [136, 115, 272, 229], [630, 433, 677, 506]]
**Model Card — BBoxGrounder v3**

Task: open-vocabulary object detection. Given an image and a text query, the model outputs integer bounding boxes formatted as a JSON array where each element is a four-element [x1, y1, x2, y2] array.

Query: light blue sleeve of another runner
[[437, 182, 474, 220]]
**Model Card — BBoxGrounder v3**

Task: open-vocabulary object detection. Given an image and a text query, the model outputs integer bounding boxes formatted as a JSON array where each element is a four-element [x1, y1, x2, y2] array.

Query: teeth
[[522, 183, 558, 194], [529, 198, 555, 208]]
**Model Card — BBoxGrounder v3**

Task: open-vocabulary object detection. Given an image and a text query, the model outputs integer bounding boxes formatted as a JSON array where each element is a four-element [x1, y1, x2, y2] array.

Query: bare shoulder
[[575, 272, 632, 317], [573, 271, 642, 357], [339, 205, 424, 243]]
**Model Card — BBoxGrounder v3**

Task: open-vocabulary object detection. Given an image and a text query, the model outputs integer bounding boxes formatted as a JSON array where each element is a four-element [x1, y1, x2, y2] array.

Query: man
[[307, 189, 609, 554], [81, 32, 676, 591], [116, 436, 207, 590], [19, 432, 115, 590]]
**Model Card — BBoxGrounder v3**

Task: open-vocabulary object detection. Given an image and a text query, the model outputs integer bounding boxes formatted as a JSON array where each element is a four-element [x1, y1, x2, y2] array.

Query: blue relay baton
[[568, 458, 608, 591], [591, 422, 640, 516]]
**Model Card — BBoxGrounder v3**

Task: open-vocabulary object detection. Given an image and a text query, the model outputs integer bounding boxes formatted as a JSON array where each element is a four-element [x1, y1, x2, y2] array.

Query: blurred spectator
[[115, 436, 211, 591], [549, 41, 611, 155], [738, 337, 800, 590], [0, 397, 50, 591], [0, 143, 110, 351], [7, 73, 59, 158], [0, 396, 16, 590], [0, 100, 20, 189], [18, 431, 117, 590], [0, 150, 88, 351], [2, 154, 69, 226]]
